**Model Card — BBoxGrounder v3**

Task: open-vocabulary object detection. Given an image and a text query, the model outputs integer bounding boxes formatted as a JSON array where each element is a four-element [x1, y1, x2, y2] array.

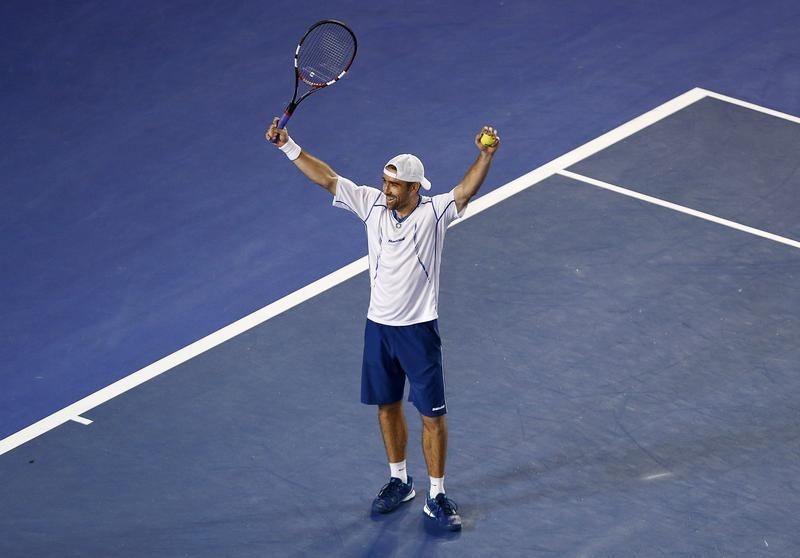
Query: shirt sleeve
[[332, 176, 383, 222], [431, 189, 465, 228]]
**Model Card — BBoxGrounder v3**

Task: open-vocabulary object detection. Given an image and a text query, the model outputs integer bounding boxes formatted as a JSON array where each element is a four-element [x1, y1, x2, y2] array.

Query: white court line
[[459, 87, 708, 220], [0, 257, 369, 456], [700, 89, 800, 125], [559, 170, 800, 249], [71, 416, 93, 426], [1, 87, 794, 456]]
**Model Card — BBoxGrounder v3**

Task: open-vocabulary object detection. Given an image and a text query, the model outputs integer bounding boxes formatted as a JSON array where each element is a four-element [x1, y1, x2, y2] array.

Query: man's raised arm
[[453, 126, 500, 213], [266, 117, 337, 195]]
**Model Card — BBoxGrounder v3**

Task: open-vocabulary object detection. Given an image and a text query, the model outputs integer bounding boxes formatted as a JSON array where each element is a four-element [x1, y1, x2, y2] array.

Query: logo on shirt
[[387, 236, 406, 244]]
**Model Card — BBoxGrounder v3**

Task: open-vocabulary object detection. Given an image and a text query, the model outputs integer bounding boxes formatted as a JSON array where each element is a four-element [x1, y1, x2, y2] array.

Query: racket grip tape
[[271, 103, 297, 144], [277, 111, 292, 129], [277, 102, 297, 129]]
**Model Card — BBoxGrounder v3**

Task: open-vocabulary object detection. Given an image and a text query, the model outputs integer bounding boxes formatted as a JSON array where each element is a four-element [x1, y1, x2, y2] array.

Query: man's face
[[382, 170, 419, 213]]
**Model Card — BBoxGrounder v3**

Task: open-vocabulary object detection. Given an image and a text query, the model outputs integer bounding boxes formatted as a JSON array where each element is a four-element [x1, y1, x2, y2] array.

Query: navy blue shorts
[[361, 319, 447, 417]]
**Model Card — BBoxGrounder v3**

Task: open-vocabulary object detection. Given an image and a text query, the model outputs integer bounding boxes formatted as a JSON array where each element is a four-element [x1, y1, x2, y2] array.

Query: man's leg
[[378, 400, 408, 464], [420, 413, 461, 531], [420, 414, 447, 479], [372, 401, 415, 514]]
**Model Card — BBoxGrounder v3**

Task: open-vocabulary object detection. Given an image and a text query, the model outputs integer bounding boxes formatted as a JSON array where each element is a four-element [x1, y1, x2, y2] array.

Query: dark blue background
[[2, 0, 798, 438]]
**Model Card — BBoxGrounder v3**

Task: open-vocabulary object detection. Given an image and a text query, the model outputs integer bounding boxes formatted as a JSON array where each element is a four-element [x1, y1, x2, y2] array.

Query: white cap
[[384, 154, 431, 190]]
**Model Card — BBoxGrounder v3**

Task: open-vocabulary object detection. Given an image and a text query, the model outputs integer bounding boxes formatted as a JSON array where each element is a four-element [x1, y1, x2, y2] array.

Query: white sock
[[390, 460, 408, 484], [429, 476, 445, 498]]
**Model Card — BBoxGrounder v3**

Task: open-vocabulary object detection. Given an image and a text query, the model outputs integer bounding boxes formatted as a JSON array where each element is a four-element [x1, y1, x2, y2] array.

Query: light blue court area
[[2, 90, 799, 557]]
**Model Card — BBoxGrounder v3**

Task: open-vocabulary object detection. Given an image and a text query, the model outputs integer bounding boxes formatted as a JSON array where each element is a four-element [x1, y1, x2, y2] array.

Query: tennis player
[[266, 119, 499, 531]]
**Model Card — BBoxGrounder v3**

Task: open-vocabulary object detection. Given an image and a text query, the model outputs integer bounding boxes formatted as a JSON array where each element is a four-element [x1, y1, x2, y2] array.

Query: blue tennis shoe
[[424, 493, 462, 531], [372, 476, 415, 514]]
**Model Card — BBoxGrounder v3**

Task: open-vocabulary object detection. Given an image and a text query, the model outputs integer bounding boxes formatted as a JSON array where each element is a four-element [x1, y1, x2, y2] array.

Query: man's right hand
[[266, 117, 289, 147]]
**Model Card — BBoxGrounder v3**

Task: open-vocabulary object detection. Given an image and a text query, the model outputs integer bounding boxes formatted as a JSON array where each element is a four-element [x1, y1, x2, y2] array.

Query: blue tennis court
[[2, 1, 799, 556]]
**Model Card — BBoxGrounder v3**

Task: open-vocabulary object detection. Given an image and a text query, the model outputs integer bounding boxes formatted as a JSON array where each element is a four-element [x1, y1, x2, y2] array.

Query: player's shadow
[[420, 515, 463, 540], [368, 500, 415, 525], [359, 501, 416, 555], [368, 498, 462, 551]]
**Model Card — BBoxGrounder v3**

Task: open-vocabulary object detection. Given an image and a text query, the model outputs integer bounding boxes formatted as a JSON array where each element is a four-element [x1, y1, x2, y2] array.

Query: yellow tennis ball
[[480, 133, 497, 147]]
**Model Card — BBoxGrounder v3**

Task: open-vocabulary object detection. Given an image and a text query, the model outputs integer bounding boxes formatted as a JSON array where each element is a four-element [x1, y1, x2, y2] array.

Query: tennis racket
[[272, 20, 357, 141]]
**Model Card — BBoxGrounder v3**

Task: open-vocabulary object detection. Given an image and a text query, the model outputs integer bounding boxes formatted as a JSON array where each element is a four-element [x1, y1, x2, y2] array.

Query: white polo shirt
[[333, 176, 464, 326]]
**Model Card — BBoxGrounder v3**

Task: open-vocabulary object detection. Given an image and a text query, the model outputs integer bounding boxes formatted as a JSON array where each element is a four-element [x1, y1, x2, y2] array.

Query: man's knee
[[421, 414, 447, 433], [378, 401, 404, 419]]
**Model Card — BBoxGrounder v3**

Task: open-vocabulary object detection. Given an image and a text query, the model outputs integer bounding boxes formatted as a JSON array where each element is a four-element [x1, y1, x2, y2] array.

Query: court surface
[[3, 1, 800, 556], [2, 88, 799, 557]]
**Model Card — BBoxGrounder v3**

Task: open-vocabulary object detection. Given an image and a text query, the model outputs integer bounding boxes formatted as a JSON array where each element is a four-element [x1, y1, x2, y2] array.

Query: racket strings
[[297, 23, 356, 86]]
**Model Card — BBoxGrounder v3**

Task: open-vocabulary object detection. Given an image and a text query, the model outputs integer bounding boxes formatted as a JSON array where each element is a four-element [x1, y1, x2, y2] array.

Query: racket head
[[295, 20, 357, 88]]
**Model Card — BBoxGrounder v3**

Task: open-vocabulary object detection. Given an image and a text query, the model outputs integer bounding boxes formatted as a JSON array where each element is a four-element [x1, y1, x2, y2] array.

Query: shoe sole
[[373, 489, 416, 514], [424, 502, 462, 531]]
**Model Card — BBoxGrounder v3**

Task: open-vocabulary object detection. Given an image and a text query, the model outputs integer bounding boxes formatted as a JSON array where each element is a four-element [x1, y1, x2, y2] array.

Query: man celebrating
[[266, 120, 499, 531]]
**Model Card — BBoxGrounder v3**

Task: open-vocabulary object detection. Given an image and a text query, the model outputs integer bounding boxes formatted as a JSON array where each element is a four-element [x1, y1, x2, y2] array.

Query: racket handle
[[271, 103, 296, 143], [277, 101, 297, 129], [270, 113, 290, 144], [277, 111, 292, 130]]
